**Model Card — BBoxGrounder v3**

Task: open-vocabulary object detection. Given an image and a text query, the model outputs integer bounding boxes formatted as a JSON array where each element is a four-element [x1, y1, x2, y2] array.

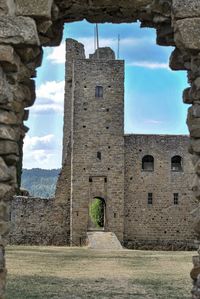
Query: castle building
[[7, 38, 198, 249], [55, 38, 197, 248]]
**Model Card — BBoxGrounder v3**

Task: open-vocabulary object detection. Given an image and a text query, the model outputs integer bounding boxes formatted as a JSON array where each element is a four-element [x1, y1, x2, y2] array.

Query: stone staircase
[[87, 231, 123, 250]]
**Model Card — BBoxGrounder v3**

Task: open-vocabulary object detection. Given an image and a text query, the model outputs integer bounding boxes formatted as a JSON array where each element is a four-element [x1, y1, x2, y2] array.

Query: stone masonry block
[[15, 0, 54, 19], [0, 67, 12, 105], [0, 0, 15, 16], [0, 45, 21, 72], [172, 0, 200, 19], [0, 16, 40, 46], [174, 18, 200, 50], [0, 157, 12, 182]]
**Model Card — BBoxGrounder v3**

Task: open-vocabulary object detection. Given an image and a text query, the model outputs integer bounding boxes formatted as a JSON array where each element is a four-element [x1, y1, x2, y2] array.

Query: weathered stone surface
[[0, 126, 19, 142], [156, 23, 175, 47], [190, 139, 200, 154], [0, 268, 6, 298], [4, 154, 19, 166], [0, 45, 21, 73], [172, 0, 200, 19], [0, 183, 13, 199], [169, 48, 190, 71], [0, 0, 15, 16], [0, 67, 13, 105], [37, 20, 53, 34], [189, 78, 200, 101], [8, 197, 69, 245], [183, 88, 193, 105], [11, 82, 35, 107], [15, 46, 43, 64], [0, 111, 19, 126], [192, 176, 200, 199], [16, 0, 53, 19], [0, 141, 19, 156], [191, 266, 200, 280], [174, 18, 200, 50], [187, 106, 200, 138], [0, 158, 11, 182], [0, 16, 40, 46], [0, 221, 9, 235], [0, 246, 4, 271]]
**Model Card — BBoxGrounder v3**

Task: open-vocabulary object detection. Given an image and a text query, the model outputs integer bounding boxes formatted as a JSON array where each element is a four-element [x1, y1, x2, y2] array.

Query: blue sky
[[23, 21, 189, 169]]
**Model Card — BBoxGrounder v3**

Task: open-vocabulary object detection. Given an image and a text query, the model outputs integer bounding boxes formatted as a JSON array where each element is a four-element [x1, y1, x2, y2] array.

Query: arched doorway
[[88, 197, 106, 230]]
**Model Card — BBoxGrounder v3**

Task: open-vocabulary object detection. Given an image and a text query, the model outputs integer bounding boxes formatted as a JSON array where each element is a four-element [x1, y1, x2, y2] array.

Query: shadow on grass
[[6, 274, 190, 299]]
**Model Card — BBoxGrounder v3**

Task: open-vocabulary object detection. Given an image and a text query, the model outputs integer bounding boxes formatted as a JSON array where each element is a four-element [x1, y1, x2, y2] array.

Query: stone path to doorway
[[87, 231, 123, 250]]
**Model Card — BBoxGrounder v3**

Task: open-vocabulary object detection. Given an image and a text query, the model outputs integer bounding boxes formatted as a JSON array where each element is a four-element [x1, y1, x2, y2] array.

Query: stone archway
[[1, 0, 200, 298]]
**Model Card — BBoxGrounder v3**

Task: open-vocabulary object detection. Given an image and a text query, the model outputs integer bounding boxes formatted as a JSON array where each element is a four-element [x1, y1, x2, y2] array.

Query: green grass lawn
[[6, 246, 194, 299]]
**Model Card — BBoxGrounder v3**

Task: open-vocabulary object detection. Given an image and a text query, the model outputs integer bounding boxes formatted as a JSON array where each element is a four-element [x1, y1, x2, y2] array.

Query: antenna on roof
[[94, 26, 96, 52], [117, 34, 120, 59], [96, 23, 100, 50], [96, 23, 100, 59]]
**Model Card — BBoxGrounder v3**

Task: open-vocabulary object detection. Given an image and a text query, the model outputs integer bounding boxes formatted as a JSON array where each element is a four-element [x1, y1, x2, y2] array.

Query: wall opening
[[142, 155, 154, 171], [21, 20, 188, 199], [89, 197, 106, 229], [171, 156, 183, 172]]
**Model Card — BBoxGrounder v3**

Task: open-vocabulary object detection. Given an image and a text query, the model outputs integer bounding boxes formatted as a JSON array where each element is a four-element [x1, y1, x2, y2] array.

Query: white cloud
[[31, 80, 65, 114], [23, 134, 61, 169], [129, 61, 169, 70], [24, 134, 55, 151]]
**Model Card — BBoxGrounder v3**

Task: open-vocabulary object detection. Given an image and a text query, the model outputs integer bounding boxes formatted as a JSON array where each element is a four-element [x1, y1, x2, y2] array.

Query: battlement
[[89, 47, 115, 60], [66, 38, 116, 61]]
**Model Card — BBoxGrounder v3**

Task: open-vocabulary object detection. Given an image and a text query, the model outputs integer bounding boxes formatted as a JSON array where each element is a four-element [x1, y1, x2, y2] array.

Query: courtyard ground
[[6, 246, 194, 299]]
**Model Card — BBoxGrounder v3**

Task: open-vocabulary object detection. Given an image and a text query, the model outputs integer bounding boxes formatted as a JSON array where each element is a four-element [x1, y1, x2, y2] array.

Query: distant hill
[[21, 168, 61, 198]]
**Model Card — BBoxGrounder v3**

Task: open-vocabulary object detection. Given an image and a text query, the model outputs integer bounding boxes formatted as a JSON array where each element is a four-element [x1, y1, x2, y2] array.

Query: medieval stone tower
[[61, 38, 125, 245]]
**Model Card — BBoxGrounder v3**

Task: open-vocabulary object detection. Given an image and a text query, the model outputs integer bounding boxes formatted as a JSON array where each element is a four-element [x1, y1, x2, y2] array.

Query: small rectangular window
[[174, 193, 179, 205], [95, 86, 103, 98], [148, 193, 153, 205]]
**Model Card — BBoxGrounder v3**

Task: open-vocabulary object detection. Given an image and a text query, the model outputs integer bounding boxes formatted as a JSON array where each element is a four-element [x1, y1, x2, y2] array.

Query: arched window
[[171, 156, 183, 172], [95, 86, 103, 98], [142, 155, 154, 171]]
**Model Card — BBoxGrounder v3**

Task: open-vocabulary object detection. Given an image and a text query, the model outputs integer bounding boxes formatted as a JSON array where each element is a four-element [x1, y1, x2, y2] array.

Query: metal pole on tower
[[96, 23, 99, 59], [117, 34, 120, 59], [94, 26, 96, 52], [96, 23, 99, 49]]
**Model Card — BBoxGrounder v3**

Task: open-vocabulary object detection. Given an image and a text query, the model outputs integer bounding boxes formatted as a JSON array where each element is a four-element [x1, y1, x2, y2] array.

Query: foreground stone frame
[[0, 0, 200, 298]]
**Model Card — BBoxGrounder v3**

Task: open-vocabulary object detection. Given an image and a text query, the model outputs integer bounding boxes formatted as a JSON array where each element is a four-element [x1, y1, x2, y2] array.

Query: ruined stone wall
[[124, 134, 197, 249], [9, 196, 54, 245], [8, 195, 70, 245]]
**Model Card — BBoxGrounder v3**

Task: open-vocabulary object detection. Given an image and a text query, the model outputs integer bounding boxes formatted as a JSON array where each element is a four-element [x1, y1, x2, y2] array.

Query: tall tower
[[58, 38, 125, 245]]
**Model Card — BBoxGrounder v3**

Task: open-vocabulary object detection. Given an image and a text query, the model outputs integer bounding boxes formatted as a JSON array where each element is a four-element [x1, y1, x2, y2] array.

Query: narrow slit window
[[95, 86, 103, 98], [148, 193, 153, 205], [174, 193, 179, 205], [97, 151, 101, 160]]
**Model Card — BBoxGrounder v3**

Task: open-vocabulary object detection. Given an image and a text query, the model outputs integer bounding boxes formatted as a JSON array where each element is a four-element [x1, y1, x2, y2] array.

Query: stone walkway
[[87, 231, 123, 250]]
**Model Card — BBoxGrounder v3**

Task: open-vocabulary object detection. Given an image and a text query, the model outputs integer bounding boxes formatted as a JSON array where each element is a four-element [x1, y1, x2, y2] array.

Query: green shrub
[[89, 198, 104, 228]]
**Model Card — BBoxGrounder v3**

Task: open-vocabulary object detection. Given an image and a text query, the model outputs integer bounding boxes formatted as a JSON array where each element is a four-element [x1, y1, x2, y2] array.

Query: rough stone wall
[[8, 195, 70, 245], [1, 0, 200, 298], [9, 196, 54, 245], [124, 134, 197, 250]]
